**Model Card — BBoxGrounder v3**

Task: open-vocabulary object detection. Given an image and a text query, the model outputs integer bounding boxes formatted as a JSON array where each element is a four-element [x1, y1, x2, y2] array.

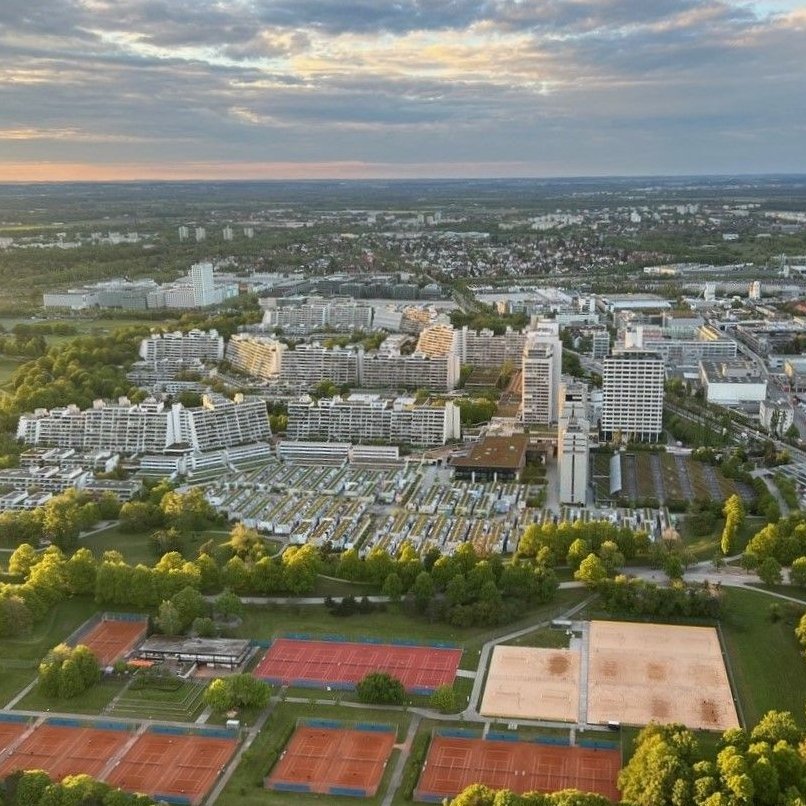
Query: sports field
[[106, 729, 237, 805], [266, 723, 396, 797], [415, 735, 620, 802], [254, 638, 462, 693], [480, 646, 579, 722], [0, 721, 131, 781], [77, 617, 148, 666], [587, 620, 739, 731]]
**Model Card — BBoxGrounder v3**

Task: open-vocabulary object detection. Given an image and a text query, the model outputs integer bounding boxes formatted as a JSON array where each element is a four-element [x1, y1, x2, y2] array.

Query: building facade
[[601, 352, 665, 441]]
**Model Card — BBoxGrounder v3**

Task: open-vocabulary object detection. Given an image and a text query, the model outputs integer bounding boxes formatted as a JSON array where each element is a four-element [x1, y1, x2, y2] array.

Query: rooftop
[[451, 434, 529, 471]]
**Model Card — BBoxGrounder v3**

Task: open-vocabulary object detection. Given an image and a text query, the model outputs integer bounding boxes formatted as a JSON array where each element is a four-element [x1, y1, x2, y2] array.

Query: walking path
[[381, 713, 421, 806]]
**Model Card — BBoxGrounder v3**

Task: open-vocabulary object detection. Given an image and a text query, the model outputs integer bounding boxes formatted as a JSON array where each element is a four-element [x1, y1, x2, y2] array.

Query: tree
[[214, 589, 244, 620], [8, 543, 37, 577], [721, 494, 745, 555], [226, 523, 264, 560], [382, 572, 404, 601], [430, 684, 458, 713], [790, 556, 806, 587], [566, 538, 590, 572], [203, 674, 270, 712], [156, 600, 183, 635], [171, 586, 207, 630], [574, 554, 606, 586], [412, 571, 435, 613], [64, 548, 98, 595], [356, 672, 405, 705], [598, 540, 625, 576], [757, 556, 782, 586]]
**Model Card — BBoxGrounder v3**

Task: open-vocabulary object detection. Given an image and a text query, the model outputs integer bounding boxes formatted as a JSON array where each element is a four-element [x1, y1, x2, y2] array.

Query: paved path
[[206, 702, 275, 805], [381, 713, 421, 806]]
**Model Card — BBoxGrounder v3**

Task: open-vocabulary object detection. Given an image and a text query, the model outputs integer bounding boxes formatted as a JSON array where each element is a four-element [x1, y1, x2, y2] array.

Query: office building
[[618, 324, 737, 363], [262, 297, 373, 335], [591, 329, 610, 360], [601, 352, 665, 442], [699, 360, 767, 405]]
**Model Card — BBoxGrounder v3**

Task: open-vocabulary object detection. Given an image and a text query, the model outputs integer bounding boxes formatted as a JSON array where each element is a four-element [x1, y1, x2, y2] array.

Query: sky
[[1, 0, 805, 181]]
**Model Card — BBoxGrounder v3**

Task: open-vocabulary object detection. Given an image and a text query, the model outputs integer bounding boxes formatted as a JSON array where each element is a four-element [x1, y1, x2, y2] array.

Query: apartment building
[[262, 297, 373, 335], [278, 343, 361, 388], [17, 395, 270, 455], [226, 334, 286, 379], [521, 324, 562, 425], [415, 324, 460, 358], [600, 352, 665, 442], [360, 350, 460, 391], [287, 394, 459, 447], [139, 329, 224, 364]]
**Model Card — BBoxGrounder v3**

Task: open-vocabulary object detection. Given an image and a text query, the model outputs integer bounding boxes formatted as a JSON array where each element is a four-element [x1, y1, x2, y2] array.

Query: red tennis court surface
[[0, 723, 131, 781], [415, 736, 621, 803], [254, 638, 462, 692], [0, 721, 27, 754], [79, 618, 148, 666], [266, 726, 396, 796], [106, 731, 237, 805]]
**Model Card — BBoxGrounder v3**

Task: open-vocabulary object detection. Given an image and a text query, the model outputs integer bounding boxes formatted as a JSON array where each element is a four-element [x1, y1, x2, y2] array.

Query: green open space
[[0, 356, 24, 387], [216, 701, 409, 806], [108, 678, 206, 721], [80, 523, 232, 566], [503, 626, 571, 649], [682, 515, 765, 561], [15, 678, 127, 715], [720, 586, 806, 728]]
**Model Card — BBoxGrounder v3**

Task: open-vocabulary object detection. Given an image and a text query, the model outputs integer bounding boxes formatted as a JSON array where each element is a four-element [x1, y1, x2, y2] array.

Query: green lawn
[[109, 679, 206, 721], [0, 355, 23, 386], [0, 667, 37, 708], [682, 515, 765, 561], [217, 701, 409, 806], [80, 524, 232, 566], [720, 587, 806, 727], [16, 678, 127, 715], [504, 626, 570, 649]]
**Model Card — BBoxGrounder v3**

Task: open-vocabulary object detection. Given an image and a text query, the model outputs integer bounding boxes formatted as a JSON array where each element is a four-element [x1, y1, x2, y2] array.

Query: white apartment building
[[360, 350, 460, 391], [287, 394, 460, 446], [457, 326, 527, 368], [139, 329, 224, 364], [521, 324, 562, 425], [226, 334, 286, 379], [601, 352, 665, 442], [17, 395, 270, 455], [591, 329, 610, 360], [262, 297, 373, 335], [278, 344, 361, 388], [619, 324, 737, 363]]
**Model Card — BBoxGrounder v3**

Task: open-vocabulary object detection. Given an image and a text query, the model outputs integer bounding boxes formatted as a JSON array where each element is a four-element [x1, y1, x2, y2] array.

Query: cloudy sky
[[1, 0, 805, 180]]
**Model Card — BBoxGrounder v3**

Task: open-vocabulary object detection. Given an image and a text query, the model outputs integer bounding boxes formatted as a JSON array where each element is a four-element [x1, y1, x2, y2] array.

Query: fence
[[148, 724, 238, 740]]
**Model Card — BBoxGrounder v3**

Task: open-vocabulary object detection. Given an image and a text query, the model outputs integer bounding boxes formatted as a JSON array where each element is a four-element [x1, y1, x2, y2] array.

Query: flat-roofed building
[[521, 323, 562, 425], [699, 360, 767, 405], [451, 434, 529, 482], [601, 352, 664, 442], [139, 329, 224, 364], [278, 343, 361, 388]]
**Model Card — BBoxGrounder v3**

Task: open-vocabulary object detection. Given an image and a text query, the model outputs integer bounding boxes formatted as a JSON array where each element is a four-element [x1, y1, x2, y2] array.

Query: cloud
[[0, 0, 803, 176]]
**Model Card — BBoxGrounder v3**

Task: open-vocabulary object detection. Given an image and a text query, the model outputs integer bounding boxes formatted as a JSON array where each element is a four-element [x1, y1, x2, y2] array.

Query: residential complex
[[521, 323, 562, 425], [226, 334, 286, 380], [618, 324, 737, 363], [287, 394, 460, 447], [600, 352, 665, 441], [17, 394, 270, 455], [277, 343, 361, 388], [360, 347, 460, 391], [261, 296, 374, 335], [139, 329, 224, 364]]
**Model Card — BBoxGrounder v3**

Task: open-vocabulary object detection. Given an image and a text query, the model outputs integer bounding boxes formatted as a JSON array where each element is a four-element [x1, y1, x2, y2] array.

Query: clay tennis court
[[480, 646, 580, 722], [0, 722, 131, 781], [266, 725, 396, 796], [415, 735, 620, 802], [105, 730, 237, 805], [254, 638, 462, 692], [78, 617, 148, 666], [0, 719, 27, 754], [587, 620, 739, 731]]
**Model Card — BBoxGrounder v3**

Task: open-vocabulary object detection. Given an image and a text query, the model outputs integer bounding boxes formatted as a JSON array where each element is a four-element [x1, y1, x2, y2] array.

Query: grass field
[[217, 701, 409, 806], [16, 678, 126, 715], [109, 679, 206, 721], [80, 524, 232, 566], [682, 516, 765, 561], [503, 626, 571, 649], [720, 587, 806, 728]]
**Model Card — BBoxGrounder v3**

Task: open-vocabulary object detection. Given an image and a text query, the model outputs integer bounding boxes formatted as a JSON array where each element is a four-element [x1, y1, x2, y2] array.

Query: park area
[[265, 720, 396, 798], [253, 637, 462, 693], [414, 730, 621, 803]]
